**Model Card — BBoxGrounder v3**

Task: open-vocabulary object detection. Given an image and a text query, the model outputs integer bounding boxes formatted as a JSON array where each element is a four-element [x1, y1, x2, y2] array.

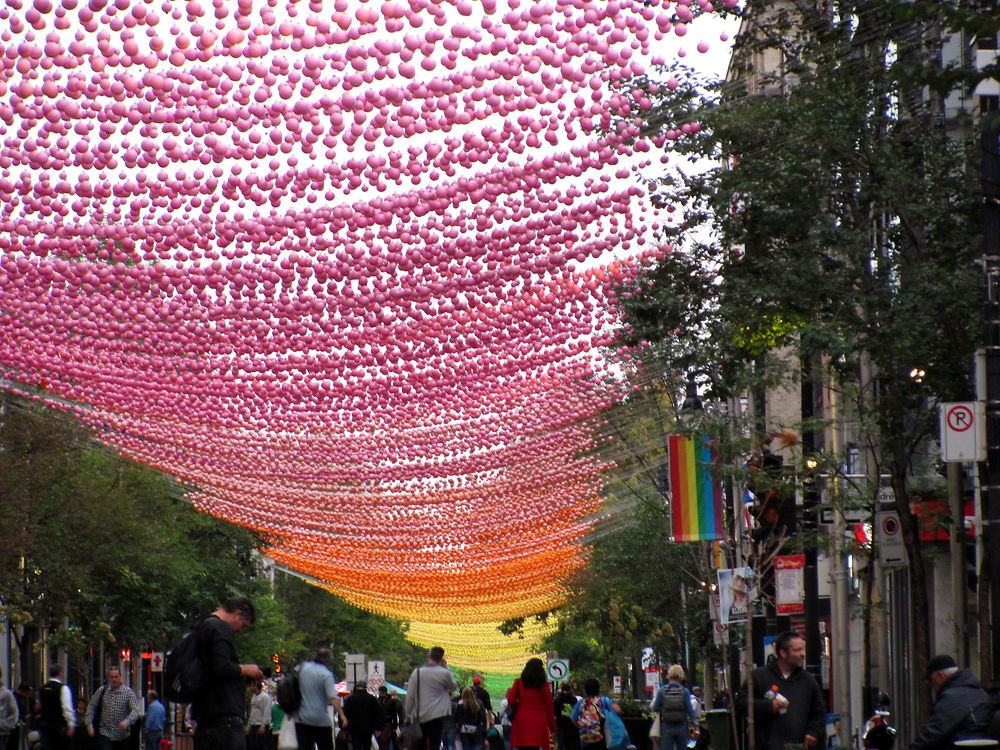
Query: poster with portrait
[[717, 567, 756, 625]]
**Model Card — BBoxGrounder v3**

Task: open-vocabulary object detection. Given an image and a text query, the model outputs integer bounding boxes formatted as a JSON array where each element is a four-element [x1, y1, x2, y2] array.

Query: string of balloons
[[0, 0, 735, 669]]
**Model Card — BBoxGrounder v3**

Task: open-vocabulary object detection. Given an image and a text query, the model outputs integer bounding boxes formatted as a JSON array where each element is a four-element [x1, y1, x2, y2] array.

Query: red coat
[[507, 679, 556, 749]]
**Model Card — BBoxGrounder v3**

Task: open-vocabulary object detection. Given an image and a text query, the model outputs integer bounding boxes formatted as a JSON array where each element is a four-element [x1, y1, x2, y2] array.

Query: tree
[[0, 392, 266, 680], [616, 0, 993, 721]]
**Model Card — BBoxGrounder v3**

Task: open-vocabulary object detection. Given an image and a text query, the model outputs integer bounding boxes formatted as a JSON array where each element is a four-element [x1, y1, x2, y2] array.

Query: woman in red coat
[[506, 658, 557, 750]]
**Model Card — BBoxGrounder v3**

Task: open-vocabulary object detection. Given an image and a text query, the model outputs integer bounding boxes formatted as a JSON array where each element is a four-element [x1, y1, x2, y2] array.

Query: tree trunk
[[890, 461, 931, 723]]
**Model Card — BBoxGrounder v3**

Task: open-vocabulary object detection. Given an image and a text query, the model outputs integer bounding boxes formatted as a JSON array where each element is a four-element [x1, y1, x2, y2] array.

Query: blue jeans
[[441, 721, 456, 750], [144, 730, 163, 750], [661, 723, 689, 750]]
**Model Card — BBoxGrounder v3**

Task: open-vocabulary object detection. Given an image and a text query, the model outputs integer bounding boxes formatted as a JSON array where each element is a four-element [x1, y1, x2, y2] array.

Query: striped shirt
[[86, 685, 141, 741]]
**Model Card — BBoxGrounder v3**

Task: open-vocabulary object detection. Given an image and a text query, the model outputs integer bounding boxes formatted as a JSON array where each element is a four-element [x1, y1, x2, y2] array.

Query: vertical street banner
[[668, 434, 724, 542], [774, 554, 806, 615]]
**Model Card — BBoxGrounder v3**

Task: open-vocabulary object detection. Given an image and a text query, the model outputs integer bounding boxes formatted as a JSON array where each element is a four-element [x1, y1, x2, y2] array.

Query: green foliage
[[533, 500, 711, 687], [237, 592, 307, 675], [620, 3, 983, 410], [272, 574, 425, 685], [0, 394, 266, 654]]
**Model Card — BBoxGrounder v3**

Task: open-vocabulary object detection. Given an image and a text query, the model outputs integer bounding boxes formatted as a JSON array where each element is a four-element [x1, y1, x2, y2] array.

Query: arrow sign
[[546, 658, 569, 681]]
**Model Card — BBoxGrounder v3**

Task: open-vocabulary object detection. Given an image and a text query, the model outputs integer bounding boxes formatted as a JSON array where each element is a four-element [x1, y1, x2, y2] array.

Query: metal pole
[[948, 462, 966, 662], [982, 124, 1000, 685]]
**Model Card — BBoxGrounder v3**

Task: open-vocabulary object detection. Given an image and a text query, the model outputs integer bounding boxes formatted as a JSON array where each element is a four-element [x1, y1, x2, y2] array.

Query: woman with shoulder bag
[[506, 660, 556, 750], [454, 689, 487, 750]]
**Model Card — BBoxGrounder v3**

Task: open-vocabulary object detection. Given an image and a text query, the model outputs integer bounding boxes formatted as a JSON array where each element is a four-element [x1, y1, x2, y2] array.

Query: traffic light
[[747, 450, 796, 539]]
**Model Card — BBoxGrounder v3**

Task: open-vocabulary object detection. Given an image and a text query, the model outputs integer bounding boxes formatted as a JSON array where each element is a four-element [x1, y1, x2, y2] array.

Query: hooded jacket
[[737, 656, 826, 750], [908, 669, 994, 750]]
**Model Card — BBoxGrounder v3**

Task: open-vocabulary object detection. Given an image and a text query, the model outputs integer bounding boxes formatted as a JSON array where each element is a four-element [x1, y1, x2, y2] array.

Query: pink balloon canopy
[[0, 0, 728, 639]]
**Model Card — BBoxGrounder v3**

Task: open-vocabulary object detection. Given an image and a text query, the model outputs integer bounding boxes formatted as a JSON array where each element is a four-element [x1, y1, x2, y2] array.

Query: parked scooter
[[862, 710, 896, 750]]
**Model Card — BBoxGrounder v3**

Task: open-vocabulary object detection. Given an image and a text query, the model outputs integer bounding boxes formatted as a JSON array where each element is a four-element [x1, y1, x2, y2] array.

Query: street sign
[[940, 402, 985, 462], [346, 654, 366, 684], [819, 507, 871, 525], [367, 660, 386, 692], [546, 658, 570, 682], [877, 510, 906, 567], [150, 652, 164, 672], [612, 675, 622, 695]]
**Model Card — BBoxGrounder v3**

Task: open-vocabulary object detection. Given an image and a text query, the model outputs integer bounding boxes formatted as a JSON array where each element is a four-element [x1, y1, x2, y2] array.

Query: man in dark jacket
[[553, 684, 580, 750], [737, 631, 826, 750], [907, 655, 994, 750], [344, 683, 383, 750], [377, 687, 403, 750], [191, 597, 265, 750]]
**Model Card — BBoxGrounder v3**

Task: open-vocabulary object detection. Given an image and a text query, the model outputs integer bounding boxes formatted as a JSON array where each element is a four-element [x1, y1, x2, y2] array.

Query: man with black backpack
[[651, 666, 698, 750], [190, 596, 265, 750]]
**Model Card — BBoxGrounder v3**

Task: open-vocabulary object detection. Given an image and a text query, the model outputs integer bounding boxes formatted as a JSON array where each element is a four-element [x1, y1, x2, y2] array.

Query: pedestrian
[[470, 680, 493, 727], [73, 698, 93, 750], [376, 687, 403, 750], [142, 692, 165, 750], [496, 697, 512, 750], [190, 596, 265, 750], [246, 683, 272, 750], [453, 688, 487, 750], [690, 687, 704, 716], [403, 647, 458, 750], [344, 682, 383, 750], [569, 679, 620, 750], [506, 659, 555, 750], [553, 684, 579, 750], [13, 683, 36, 750], [38, 665, 75, 750], [906, 654, 995, 750], [269, 698, 284, 750], [651, 666, 698, 750], [442, 694, 458, 750], [0, 668, 18, 750], [295, 649, 348, 750], [85, 666, 141, 750], [736, 631, 826, 750]]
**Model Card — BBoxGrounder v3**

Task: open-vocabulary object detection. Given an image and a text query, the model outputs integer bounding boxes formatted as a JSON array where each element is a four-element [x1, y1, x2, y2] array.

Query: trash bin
[[705, 709, 731, 750]]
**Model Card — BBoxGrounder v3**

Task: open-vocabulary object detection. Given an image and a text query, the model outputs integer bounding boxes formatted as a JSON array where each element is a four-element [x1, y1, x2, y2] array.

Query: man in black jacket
[[344, 683, 383, 750], [737, 631, 826, 750], [191, 597, 265, 750], [907, 655, 994, 750]]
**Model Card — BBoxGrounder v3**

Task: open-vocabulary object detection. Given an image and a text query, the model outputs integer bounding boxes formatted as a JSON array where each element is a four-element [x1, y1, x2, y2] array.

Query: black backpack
[[164, 625, 206, 703], [660, 683, 687, 724], [276, 673, 302, 715]]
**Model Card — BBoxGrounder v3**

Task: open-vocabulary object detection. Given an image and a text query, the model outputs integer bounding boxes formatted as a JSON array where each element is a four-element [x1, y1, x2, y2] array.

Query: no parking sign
[[940, 402, 985, 462], [877, 511, 906, 567]]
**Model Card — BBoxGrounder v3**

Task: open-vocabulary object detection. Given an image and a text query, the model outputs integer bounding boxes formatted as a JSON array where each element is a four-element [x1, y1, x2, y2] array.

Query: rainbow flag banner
[[668, 434, 725, 542]]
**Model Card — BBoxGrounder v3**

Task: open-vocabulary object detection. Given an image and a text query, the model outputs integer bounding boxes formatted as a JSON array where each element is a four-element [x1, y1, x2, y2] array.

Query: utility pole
[[982, 124, 1000, 685]]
